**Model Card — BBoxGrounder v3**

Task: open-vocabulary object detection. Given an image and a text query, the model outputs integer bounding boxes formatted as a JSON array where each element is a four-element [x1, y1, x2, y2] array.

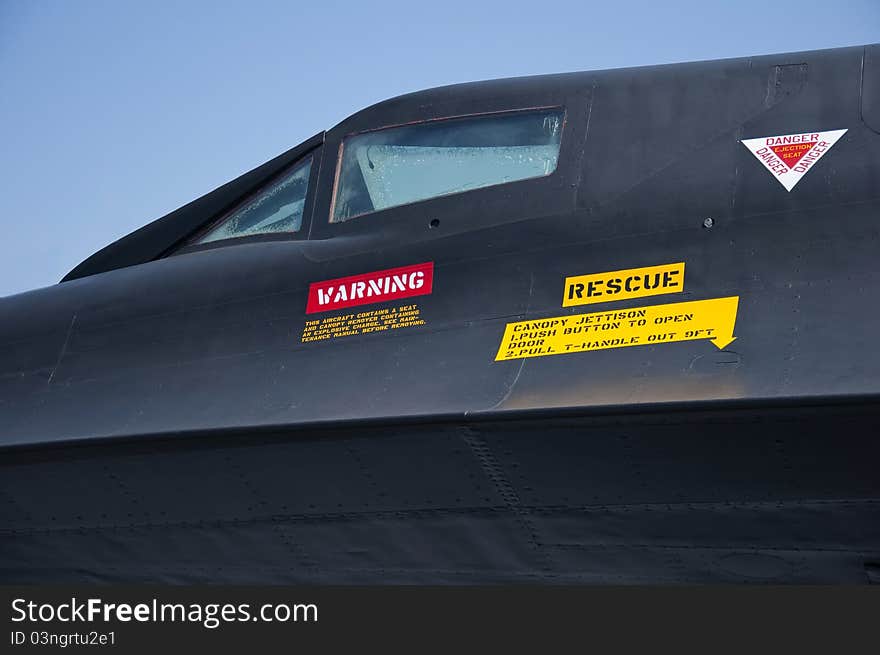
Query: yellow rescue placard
[[496, 296, 738, 361], [563, 262, 685, 307]]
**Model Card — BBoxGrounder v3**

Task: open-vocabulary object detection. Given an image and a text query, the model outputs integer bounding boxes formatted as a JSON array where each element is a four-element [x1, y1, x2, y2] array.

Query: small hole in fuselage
[[429, 218, 440, 229]]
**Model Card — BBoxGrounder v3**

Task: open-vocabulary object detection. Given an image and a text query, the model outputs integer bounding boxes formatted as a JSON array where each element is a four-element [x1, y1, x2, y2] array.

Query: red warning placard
[[768, 140, 817, 168], [306, 262, 434, 314], [741, 129, 846, 191]]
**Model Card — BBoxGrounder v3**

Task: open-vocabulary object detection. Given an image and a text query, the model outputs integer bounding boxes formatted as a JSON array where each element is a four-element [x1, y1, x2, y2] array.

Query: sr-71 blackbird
[[2, 44, 879, 583]]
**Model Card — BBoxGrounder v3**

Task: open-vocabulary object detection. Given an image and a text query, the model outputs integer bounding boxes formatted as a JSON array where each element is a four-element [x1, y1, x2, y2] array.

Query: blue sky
[[1, 0, 877, 297]]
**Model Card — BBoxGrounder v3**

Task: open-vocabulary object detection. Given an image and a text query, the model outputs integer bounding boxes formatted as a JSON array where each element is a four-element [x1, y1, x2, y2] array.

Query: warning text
[[301, 304, 425, 343], [496, 296, 739, 361]]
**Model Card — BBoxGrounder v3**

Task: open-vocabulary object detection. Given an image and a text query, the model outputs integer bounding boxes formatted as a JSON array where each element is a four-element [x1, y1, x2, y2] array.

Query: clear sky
[[1, 0, 877, 297]]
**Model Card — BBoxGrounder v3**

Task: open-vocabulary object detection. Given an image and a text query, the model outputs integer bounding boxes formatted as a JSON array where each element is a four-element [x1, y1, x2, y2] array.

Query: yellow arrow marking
[[495, 296, 739, 361]]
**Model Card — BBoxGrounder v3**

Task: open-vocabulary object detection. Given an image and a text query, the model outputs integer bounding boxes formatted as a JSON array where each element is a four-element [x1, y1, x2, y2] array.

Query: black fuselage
[[2, 44, 879, 583]]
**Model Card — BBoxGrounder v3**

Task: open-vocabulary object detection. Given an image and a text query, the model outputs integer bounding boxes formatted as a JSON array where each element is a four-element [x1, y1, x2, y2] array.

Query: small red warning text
[[741, 129, 847, 192], [766, 133, 819, 169], [306, 262, 434, 314]]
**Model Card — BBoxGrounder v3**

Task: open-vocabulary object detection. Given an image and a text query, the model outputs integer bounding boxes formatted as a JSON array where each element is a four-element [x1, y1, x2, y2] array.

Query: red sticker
[[768, 140, 817, 168], [741, 129, 847, 191], [306, 262, 434, 314]]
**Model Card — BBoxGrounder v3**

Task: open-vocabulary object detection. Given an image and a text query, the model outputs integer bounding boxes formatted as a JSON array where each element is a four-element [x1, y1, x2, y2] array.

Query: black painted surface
[[1, 44, 879, 582], [2, 400, 878, 583]]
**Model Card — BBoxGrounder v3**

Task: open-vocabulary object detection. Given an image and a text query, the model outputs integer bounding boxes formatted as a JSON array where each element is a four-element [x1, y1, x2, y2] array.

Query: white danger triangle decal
[[741, 129, 847, 191]]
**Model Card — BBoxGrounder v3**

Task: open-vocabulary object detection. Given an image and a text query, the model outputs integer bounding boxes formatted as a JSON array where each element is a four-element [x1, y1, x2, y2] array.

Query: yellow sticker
[[495, 296, 738, 361], [563, 262, 685, 307]]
